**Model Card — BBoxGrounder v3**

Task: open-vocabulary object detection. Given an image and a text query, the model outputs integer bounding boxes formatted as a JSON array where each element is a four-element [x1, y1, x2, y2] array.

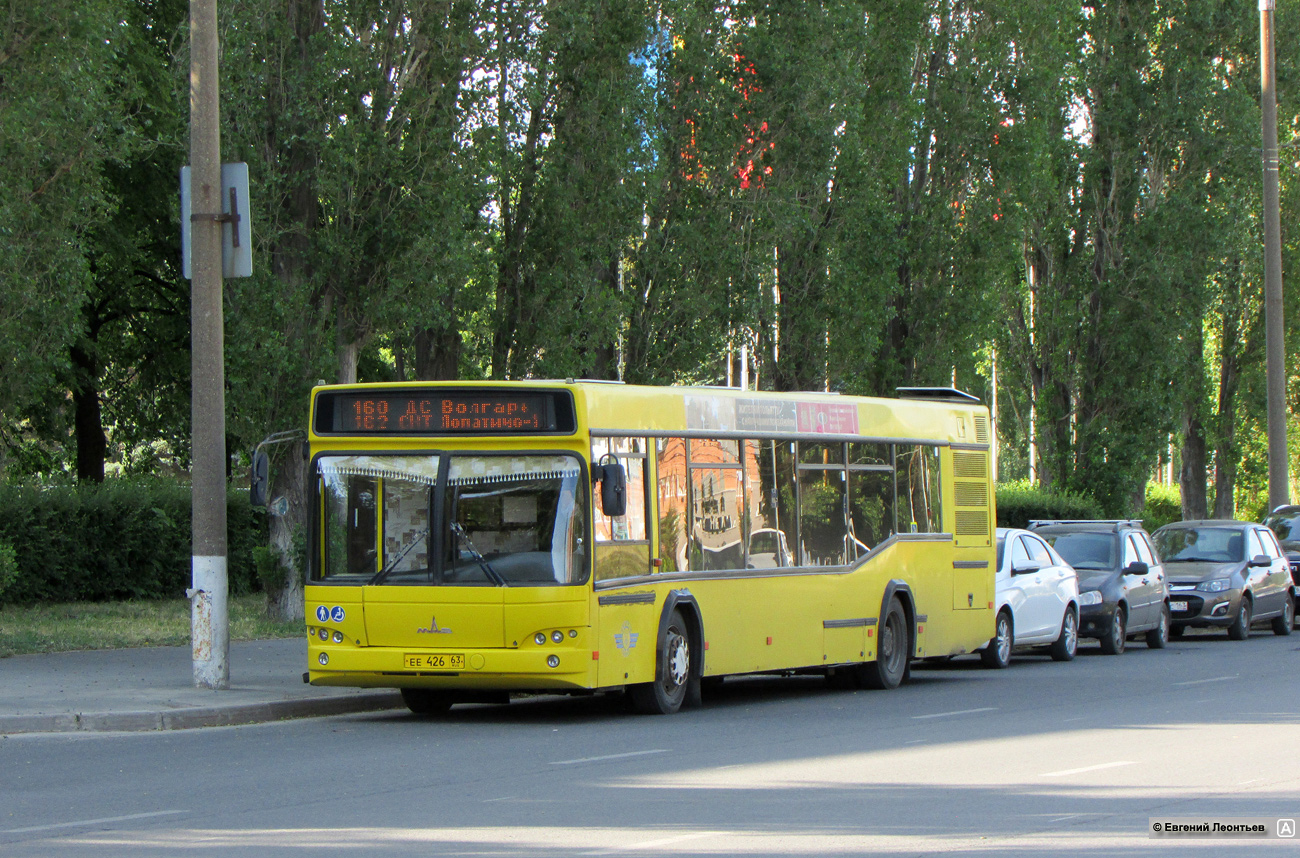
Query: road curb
[[0, 691, 404, 735]]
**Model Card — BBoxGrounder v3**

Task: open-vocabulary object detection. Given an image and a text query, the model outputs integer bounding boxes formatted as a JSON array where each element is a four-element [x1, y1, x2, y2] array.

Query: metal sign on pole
[[180, 162, 252, 280]]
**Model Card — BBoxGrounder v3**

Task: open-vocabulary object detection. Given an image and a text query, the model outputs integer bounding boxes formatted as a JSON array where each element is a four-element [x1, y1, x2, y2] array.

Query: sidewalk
[[0, 638, 402, 735]]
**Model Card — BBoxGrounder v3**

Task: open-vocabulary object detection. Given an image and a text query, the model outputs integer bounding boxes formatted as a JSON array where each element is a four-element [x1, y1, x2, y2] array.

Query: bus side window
[[745, 440, 792, 569], [896, 445, 942, 534], [848, 442, 893, 558], [688, 439, 744, 571], [592, 437, 649, 580], [796, 442, 850, 566], [656, 438, 689, 572]]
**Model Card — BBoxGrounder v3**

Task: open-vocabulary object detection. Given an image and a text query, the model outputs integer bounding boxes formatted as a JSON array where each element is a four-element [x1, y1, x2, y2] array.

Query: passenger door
[[1010, 535, 1069, 642], [1249, 528, 1288, 616], [1121, 534, 1156, 630]]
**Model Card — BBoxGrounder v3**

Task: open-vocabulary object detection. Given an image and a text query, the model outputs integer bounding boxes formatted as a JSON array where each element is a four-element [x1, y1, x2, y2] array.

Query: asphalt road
[[2, 628, 1298, 857]]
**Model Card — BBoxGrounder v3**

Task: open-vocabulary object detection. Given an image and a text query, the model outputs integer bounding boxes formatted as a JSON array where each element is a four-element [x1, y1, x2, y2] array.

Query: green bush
[[995, 480, 1103, 529], [1141, 483, 1182, 530], [0, 480, 266, 605], [0, 539, 17, 599]]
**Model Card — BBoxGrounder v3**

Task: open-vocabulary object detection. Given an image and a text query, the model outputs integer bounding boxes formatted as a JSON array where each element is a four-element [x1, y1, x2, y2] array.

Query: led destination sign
[[314, 389, 573, 436]]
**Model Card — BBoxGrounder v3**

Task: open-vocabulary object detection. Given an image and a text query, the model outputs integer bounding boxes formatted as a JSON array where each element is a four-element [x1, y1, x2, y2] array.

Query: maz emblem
[[614, 621, 638, 655], [417, 616, 453, 634]]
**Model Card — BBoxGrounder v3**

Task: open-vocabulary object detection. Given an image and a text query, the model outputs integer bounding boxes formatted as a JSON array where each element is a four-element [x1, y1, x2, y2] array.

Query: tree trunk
[[70, 341, 106, 483], [1179, 415, 1208, 520]]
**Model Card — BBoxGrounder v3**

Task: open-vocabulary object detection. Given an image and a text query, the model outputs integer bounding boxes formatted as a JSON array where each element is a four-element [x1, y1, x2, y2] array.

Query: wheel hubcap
[[1064, 613, 1077, 653], [664, 629, 688, 689], [997, 618, 1011, 662]]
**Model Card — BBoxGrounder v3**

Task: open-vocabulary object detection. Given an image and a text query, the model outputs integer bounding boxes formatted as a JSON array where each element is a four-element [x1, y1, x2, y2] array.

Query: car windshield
[[1154, 527, 1243, 563], [1044, 532, 1115, 570], [1264, 513, 1298, 541], [314, 453, 588, 585]]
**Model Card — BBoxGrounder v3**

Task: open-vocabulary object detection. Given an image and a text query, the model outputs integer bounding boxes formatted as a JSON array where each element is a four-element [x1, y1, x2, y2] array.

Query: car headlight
[[1077, 590, 1103, 606], [1199, 578, 1231, 593]]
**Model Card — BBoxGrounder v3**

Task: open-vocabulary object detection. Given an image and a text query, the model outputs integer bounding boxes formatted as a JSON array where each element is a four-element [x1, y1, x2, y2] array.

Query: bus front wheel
[[857, 597, 910, 690], [630, 610, 691, 714]]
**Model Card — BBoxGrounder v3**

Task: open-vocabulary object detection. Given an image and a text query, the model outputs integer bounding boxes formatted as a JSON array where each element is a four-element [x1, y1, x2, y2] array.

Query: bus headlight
[[318, 653, 329, 665], [551, 630, 564, 643], [332, 630, 344, 643], [318, 628, 330, 641], [535, 632, 547, 645], [547, 655, 560, 668]]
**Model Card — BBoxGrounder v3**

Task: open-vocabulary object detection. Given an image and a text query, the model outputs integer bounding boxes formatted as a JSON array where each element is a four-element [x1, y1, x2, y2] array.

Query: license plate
[[404, 653, 464, 670], [1170, 601, 1188, 613]]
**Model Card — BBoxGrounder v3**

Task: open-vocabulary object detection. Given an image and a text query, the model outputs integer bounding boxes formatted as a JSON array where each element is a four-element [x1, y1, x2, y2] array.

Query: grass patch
[[0, 595, 303, 658]]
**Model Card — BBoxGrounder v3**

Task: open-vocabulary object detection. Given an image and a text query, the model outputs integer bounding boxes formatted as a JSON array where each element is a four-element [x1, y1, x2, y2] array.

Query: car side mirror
[[1249, 554, 1272, 567], [1010, 560, 1040, 575], [1124, 560, 1149, 576], [250, 450, 270, 507], [592, 459, 627, 518]]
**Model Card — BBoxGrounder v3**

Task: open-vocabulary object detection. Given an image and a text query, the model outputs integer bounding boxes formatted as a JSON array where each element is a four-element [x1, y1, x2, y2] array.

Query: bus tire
[[630, 610, 691, 714], [857, 597, 910, 690], [401, 688, 454, 715]]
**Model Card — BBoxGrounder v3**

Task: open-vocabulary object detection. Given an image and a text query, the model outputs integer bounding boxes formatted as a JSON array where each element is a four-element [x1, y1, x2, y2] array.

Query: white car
[[980, 527, 1082, 668]]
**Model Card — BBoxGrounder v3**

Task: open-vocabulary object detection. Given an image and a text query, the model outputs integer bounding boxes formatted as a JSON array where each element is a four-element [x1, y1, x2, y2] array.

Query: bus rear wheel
[[401, 688, 454, 715], [630, 610, 691, 714], [857, 597, 910, 690]]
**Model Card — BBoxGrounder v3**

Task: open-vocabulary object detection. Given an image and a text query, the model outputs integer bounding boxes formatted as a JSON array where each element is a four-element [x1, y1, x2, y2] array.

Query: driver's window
[[1122, 536, 1140, 568], [1025, 536, 1053, 565]]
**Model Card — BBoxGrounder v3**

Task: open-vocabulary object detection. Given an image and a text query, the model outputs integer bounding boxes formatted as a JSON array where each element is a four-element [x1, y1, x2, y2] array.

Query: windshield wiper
[[369, 527, 429, 585], [450, 521, 507, 587]]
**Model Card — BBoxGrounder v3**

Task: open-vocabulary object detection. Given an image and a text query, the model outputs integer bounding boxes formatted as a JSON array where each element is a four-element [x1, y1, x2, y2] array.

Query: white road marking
[[1041, 761, 1135, 778], [3, 810, 188, 834], [1173, 675, 1237, 686], [551, 749, 669, 766], [582, 831, 719, 854], [911, 707, 997, 719]]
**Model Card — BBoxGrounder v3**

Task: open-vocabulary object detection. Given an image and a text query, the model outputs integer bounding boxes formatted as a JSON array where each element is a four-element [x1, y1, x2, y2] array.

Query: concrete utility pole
[[189, 0, 229, 689], [1261, 0, 1290, 511]]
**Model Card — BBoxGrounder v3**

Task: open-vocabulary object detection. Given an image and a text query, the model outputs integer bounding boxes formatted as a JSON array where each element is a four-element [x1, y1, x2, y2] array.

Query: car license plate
[[404, 653, 464, 670], [1170, 601, 1188, 613]]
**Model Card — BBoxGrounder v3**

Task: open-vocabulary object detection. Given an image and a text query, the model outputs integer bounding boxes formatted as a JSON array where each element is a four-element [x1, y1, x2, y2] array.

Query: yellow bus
[[303, 381, 995, 714]]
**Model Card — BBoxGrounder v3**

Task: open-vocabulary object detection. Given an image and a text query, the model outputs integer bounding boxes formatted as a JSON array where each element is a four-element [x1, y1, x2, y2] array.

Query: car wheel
[[981, 610, 1013, 669], [1050, 608, 1078, 662], [630, 610, 691, 714], [1146, 603, 1170, 649], [400, 688, 454, 715], [1099, 606, 1126, 655], [857, 597, 910, 689], [1227, 596, 1252, 641], [1271, 593, 1294, 636]]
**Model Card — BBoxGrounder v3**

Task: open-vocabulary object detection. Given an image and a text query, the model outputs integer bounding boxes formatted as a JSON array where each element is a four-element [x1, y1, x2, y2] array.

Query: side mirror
[[1123, 560, 1149, 576], [1010, 560, 1040, 575], [594, 459, 626, 518], [250, 450, 270, 507], [1249, 554, 1272, 567]]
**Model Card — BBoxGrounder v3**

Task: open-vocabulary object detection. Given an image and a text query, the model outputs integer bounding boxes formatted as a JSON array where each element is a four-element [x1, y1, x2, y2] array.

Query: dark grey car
[[1262, 505, 1300, 619], [1028, 520, 1170, 654], [1152, 520, 1295, 638]]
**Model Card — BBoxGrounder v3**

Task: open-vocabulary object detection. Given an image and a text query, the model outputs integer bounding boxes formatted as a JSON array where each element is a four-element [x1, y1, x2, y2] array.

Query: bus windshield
[[315, 453, 588, 586]]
